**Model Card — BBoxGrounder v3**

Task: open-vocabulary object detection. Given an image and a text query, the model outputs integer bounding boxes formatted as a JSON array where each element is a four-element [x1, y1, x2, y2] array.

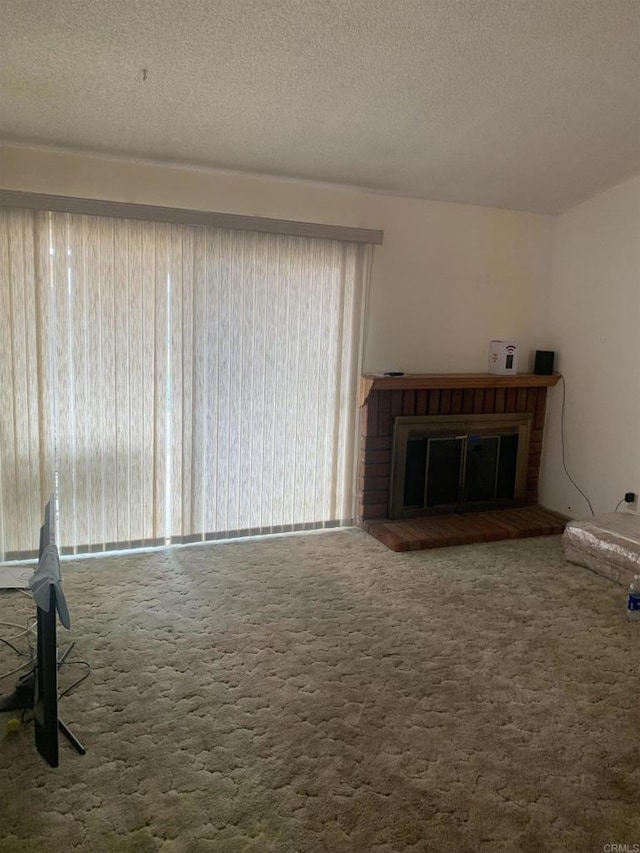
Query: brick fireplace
[[357, 373, 564, 549]]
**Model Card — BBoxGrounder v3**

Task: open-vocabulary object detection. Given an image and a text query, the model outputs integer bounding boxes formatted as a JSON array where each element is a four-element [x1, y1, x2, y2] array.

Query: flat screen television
[[0, 497, 85, 767]]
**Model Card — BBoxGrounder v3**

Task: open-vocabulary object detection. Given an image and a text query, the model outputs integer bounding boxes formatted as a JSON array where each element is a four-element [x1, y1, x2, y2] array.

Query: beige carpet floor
[[0, 529, 638, 853]]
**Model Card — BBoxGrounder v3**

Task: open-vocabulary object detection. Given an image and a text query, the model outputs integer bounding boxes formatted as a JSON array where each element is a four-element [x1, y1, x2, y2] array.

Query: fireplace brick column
[[357, 374, 559, 524]]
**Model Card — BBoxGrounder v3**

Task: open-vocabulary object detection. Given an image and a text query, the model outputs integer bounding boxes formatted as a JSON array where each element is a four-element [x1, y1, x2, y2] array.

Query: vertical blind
[[0, 207, 369, 558]]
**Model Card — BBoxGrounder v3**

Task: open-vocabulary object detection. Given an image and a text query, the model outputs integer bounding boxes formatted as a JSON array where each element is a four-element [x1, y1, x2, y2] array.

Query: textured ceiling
[[1, 0, 639, 213]]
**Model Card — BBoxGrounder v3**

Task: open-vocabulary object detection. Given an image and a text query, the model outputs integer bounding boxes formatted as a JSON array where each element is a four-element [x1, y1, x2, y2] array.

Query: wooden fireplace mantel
[[359, 373, 560, 407]]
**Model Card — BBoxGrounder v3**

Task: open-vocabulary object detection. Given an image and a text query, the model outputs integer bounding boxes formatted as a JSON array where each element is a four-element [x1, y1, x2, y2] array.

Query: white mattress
[[563, 512, 640, 588]]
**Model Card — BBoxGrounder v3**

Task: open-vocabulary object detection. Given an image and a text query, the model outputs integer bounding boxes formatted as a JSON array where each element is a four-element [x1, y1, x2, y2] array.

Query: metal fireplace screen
[[389, 414, 531, 519]]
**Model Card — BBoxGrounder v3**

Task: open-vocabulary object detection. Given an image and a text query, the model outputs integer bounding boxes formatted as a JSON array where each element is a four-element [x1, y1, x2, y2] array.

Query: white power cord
[[0, 618, 37, 682], [0, 660, 34, 682], [555, 371, 595, 515], [0, 620, 37, 640]]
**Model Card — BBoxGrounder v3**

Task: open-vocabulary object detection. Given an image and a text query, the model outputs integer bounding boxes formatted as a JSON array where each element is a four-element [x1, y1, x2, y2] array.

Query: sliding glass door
[[0, 207, 369, 557]]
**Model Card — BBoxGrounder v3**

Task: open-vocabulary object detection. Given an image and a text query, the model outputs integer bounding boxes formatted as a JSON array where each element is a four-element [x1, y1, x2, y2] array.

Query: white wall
[[0, 144, 552, 374], [538, 175, 640, 517], [8, 146, 636, 518]]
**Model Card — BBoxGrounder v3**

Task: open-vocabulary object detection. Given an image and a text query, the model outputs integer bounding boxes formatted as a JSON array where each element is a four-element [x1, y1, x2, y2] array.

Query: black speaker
[[534, 350, 555, 375]]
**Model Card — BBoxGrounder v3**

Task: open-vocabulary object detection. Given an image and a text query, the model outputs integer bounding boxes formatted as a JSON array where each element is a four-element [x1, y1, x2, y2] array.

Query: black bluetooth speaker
[[534, 350, 555, 375]]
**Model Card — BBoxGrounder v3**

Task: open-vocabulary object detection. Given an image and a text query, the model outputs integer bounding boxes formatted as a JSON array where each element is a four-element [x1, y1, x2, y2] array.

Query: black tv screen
[[33, 583, 60, 767], [33, 498, 62, 767], [0, 497, 85, 766]]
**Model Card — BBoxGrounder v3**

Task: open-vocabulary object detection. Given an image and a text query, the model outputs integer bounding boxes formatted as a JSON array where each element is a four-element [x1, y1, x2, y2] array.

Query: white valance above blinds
[[0, 207, 370, 558], [0, 190, 384, 245]]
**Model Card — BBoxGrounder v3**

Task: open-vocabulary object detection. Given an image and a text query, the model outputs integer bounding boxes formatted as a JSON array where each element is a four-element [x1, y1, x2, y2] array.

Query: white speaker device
[[488, 340, 519, 375]]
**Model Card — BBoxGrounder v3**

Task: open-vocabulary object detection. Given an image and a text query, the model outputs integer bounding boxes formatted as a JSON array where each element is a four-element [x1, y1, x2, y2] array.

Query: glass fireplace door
[[390, 414, 531, 519]]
